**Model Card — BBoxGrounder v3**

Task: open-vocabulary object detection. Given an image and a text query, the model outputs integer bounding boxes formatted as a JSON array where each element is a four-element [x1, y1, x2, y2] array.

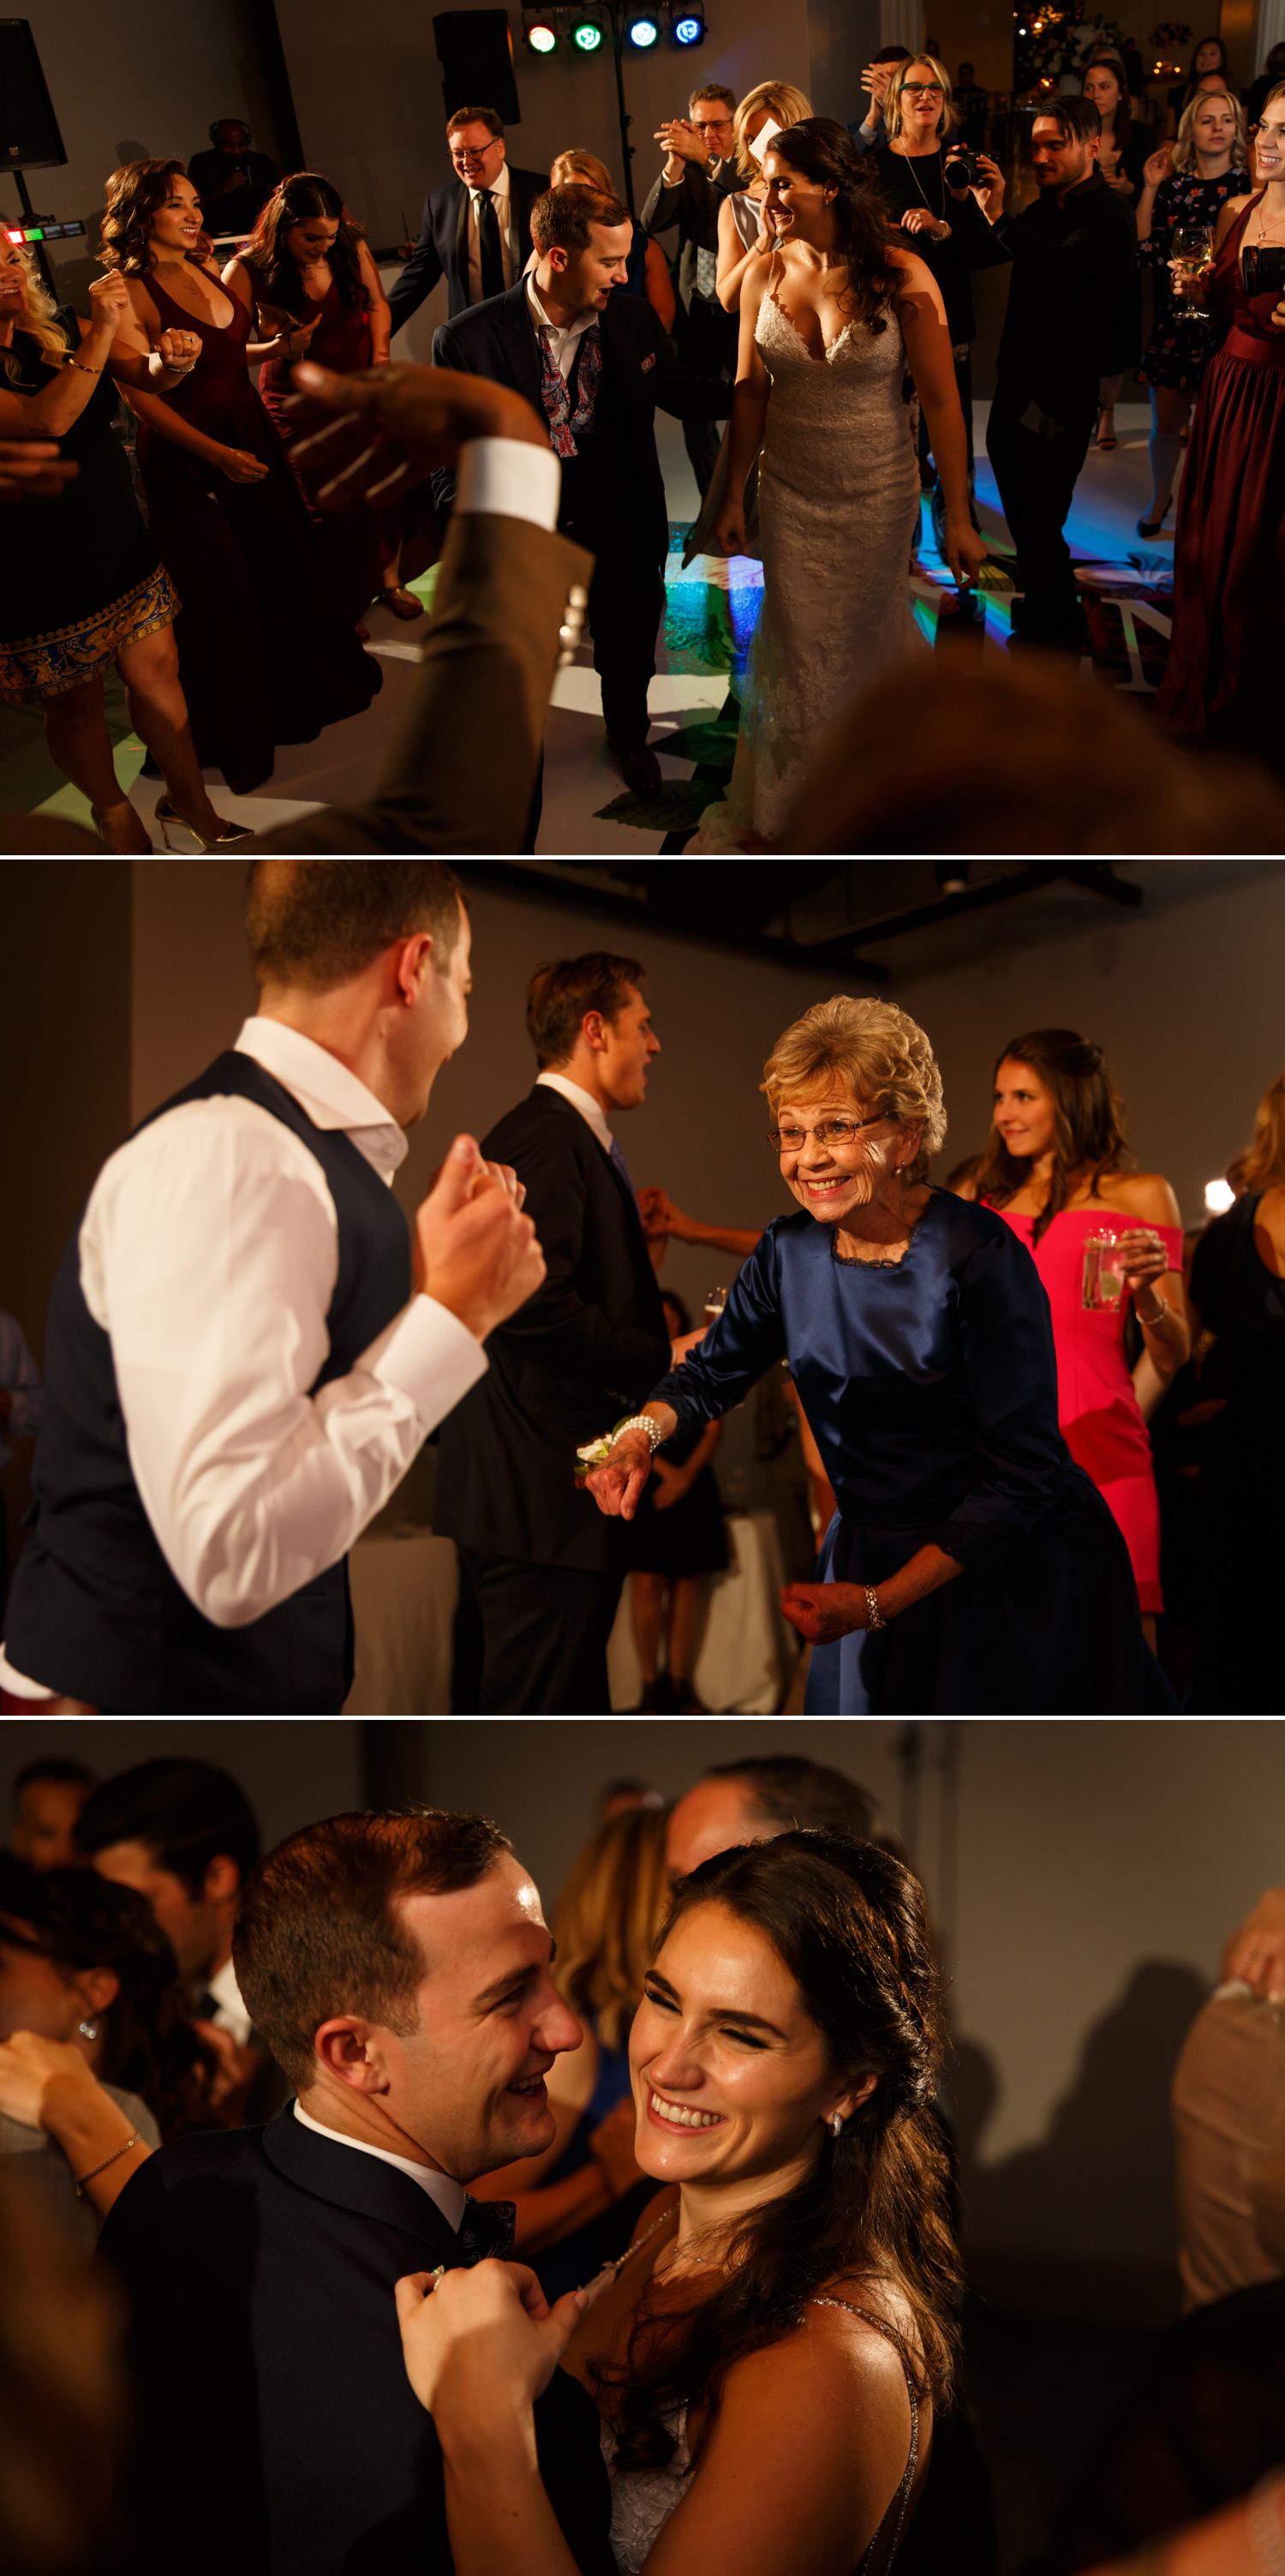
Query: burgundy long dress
[[1156, 196, 1285, 769], [258, 279, 390, 628], [134, 270, 380, 793]]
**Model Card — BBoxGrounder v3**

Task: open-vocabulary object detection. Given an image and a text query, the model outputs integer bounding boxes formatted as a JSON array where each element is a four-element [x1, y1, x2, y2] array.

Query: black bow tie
[[456, 2196, 517, 2264]]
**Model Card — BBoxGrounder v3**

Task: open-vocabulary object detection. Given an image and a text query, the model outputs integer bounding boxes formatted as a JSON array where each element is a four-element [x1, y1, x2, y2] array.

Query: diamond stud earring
[[77, 2019, 99, 2042]]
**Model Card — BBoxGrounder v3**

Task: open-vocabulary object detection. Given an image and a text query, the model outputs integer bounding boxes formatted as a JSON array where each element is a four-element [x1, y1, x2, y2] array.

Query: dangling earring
[[77, 2018, 99, 2041], [829, 2112, 844, 2136]]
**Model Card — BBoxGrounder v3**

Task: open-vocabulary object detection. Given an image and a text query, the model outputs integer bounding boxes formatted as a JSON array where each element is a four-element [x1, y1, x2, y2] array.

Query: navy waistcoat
[[6, 1052, 411, 1715]]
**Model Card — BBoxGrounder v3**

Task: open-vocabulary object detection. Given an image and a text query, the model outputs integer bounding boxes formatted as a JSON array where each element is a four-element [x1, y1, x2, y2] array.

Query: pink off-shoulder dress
[[989, 1206, 1184, 1613]]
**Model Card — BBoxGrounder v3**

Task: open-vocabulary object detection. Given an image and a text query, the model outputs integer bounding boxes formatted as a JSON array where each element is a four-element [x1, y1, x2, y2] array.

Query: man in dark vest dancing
[[0, 862, 545, 1716]]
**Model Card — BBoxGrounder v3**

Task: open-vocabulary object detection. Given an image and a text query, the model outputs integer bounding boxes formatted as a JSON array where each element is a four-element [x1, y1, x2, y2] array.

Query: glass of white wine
[[1171, 224, 1215, 326]]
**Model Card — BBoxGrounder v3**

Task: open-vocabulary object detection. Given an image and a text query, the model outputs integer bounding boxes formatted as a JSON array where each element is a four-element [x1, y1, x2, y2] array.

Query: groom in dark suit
[[97, 1807, 613, 2576], [436, 953, 672, 1713], [388, 104, 547, 332], [430, 183, 731, 796]]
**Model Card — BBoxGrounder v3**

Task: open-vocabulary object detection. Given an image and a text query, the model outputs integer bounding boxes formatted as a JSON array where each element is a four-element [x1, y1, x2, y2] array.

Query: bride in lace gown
[[396, 1834, 961, 2576], [690, 118, 985, 852]]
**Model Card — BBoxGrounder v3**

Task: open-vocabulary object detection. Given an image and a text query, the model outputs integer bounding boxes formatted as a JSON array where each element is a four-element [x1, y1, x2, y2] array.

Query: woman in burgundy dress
[[101, 159, 380, 800], [959, 1028, 1187, 1639], [1156, 85, 1285, 769], [226, 173, 422, 631]]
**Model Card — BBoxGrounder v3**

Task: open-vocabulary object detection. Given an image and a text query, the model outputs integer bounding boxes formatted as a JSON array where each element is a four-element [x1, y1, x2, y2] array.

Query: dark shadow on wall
[[951, 1962, 1212, 2313]]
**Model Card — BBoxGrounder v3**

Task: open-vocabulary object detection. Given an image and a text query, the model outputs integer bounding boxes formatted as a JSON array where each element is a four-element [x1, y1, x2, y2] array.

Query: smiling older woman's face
[[773, 1084, 912, 1223]]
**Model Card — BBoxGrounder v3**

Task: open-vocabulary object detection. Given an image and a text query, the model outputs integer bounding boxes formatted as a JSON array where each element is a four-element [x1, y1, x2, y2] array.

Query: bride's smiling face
[[628, 1902, 865, 2192], [762, 150, 837, 243]]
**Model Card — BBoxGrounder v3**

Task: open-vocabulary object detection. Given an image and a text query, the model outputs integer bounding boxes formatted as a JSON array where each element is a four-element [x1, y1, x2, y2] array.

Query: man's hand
[[288, 361, 547, 512], [1222, 1890, 1285, 1998], [655, 118, 710, 168], [584, 1427, 654, 1520], [414, 1134, 546, 1342], [0, 443, 77, 506], [395, 2261, 588, 2426]]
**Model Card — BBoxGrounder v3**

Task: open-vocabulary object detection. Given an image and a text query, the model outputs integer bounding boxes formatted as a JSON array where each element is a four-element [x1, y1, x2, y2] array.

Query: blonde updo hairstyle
[[883, 55, 958, 144], [732, 81, 816, 179], [550, 147, 617, 194], [761, 996, 947, 1183]]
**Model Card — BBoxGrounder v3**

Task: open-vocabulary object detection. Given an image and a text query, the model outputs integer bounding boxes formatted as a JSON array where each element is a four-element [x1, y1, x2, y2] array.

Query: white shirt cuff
[[363, 1292, 489, 1429], [455, 436, 560, 531]]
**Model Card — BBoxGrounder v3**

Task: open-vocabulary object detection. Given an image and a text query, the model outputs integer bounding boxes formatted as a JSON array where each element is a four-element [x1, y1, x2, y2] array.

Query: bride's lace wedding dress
[[602, 2299, 922, 2575], [690, 264, 925, 852]]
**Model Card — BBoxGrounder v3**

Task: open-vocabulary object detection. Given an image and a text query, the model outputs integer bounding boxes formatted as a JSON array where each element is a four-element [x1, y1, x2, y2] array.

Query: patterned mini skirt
[[0, 556, 180, 704]]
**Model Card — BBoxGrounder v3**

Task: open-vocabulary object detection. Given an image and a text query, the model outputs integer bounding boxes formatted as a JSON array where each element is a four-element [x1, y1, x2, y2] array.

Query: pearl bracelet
[[615, 1414, 665, 1453]]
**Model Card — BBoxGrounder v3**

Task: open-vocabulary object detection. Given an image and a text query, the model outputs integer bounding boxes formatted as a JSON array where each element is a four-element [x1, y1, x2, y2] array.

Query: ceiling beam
[[455, 862, 892, 983], [804, 862, 1139, 956]]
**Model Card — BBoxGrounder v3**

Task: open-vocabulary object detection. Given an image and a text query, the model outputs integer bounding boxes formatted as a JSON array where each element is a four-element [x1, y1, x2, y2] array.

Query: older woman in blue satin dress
[[586, 996, 1170, 1716]]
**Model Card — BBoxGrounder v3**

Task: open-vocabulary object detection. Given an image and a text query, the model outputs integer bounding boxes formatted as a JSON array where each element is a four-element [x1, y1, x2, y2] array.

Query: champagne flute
[[1171, 224, 1215, 325]]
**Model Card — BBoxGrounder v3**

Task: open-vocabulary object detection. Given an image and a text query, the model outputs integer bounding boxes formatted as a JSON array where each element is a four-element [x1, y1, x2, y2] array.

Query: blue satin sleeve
[[923, 1223, 1069, 1573], [646, 1227, 788, 1436]]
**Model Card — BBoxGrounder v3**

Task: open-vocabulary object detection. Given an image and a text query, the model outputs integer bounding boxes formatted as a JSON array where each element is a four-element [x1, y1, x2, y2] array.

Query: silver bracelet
[[864, 1585, 886, 1631], [1248, 2476, 1285, 2576], [616, 1414, 665, 1453]]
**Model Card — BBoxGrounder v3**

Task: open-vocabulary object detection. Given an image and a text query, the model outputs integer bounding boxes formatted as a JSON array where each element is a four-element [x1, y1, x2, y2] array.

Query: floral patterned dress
[[1139, 165, 1252, 390]]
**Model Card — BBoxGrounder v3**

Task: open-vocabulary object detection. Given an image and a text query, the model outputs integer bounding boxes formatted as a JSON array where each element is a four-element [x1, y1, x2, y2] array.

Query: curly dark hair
[[238, 171, 369, 322], [0, 1860, 217, 2140], [594, 1831, 960, 2471], [972, 1026, 1133, 1242], [99, 159, 193, 276], [768, 117, 899, 336]]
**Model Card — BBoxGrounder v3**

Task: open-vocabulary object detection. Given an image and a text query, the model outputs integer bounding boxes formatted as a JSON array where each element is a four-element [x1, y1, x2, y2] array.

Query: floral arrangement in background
[[1150, 19, 1192, 75], [1013, 6, 1129, 99]]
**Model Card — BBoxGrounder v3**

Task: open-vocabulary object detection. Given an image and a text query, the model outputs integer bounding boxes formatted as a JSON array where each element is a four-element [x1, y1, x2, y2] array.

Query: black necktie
[[476, 189, 505, 299], [456, 2196, 516, 2263]]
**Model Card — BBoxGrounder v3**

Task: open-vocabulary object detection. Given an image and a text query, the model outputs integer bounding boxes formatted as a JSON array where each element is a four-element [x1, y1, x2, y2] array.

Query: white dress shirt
[[524, 273, 599, 386], [293, 2097, 468, 2229], [535, 1069, 615, 1159], [203, 1953, 254, 2048], [467, 159, 512, 305], [0, 1017, 488, 1701]]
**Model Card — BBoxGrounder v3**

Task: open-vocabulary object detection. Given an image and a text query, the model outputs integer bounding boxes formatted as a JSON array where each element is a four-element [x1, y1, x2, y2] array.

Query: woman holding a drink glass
[[1134, 90, 1251, 538], [959, 1029, 1186, 1638], [1155, 81, 1285, 764]]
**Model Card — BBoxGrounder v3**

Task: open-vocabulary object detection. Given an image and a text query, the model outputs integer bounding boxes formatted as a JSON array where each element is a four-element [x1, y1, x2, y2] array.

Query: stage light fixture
[[572, 10, 604, 46], [524, 14, 559, 53], [672, 8, 705, 43], [627, 11, 660, 47]]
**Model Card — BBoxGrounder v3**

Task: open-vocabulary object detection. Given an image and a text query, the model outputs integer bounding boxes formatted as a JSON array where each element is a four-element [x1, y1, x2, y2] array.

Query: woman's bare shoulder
[[1096, 1169, 1182, 1225]]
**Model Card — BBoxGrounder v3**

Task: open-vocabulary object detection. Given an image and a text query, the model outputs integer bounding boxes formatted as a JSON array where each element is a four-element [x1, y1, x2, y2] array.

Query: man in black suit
[[388, 103, 547, 335], [430, 182, 730, 797], [435, 952, 672, 1715], [640, 81, 744, 495], [98, 1806, 613, 2576]]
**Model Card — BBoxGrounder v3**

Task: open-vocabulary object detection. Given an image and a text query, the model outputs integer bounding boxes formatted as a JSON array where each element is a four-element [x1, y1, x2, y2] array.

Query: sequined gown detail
[[693, 269, 923, 850]]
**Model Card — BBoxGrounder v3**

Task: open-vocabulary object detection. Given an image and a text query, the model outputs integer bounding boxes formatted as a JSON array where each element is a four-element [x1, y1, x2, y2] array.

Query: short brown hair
[[244, 860, 464, 992], [234, 1808, 511, 2088], [526, 950, 644, 1069], [100, 159, 188, 275], [530, 183, 631, 255], [690, 83, 737, 114], [446, 104, 504, 138]]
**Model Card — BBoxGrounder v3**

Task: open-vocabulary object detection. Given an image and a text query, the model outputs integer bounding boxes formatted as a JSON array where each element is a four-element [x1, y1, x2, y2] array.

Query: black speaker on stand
[[432, 10, 521, 123], [1, 19, 66, 295]]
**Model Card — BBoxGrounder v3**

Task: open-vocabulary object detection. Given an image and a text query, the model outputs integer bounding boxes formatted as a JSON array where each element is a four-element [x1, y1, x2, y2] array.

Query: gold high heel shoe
[[155, 796, 255, 850]]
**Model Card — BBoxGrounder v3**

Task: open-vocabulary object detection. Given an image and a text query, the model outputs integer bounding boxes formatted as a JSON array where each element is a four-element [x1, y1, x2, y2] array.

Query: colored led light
[[628, 13, 660, 45], [573, 15, 603, 45], [526, 18, 558, 51], [674, 14, 703, 40]]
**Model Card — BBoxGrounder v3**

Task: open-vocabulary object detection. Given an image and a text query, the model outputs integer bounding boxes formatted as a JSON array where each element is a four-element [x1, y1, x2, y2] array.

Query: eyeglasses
[[767, 1117, 887, 1152], [903, 81, 945, 96]]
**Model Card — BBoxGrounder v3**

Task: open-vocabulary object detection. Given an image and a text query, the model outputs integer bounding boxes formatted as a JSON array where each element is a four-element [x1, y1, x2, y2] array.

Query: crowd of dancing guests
[[6, 1741, 1285, 2576], [3, 47, 1283, 852]]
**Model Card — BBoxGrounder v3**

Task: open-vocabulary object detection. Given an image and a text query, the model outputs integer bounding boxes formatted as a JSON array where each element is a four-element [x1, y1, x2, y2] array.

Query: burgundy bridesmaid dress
[[258, 279, 391, 628], [1156, 196, 1285, 770], [134, 271, 380, 793]]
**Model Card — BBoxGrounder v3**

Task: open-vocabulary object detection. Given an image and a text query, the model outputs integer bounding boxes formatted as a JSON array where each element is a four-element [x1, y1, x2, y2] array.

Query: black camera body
[[1242, 242, 1285, 298], [944, 149, 980, 191]]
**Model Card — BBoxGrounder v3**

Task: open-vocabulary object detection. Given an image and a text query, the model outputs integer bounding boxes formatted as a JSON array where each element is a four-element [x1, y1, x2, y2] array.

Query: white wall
[[11, 0, 266, 297], [897, 866, 1285, 1231]]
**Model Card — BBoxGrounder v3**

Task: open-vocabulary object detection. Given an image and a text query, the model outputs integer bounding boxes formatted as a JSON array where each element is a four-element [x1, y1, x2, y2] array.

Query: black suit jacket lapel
[[262, 2106, 463, 2261], [500, 282, 545, 413], [452, 179, 470, 298]]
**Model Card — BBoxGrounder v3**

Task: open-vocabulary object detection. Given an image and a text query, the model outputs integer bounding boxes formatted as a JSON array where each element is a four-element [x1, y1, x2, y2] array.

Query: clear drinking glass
[[1171, 224, 1215, 326], [1082, 1230, 1124, 1310], [703, 1285, 729, 1327]]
